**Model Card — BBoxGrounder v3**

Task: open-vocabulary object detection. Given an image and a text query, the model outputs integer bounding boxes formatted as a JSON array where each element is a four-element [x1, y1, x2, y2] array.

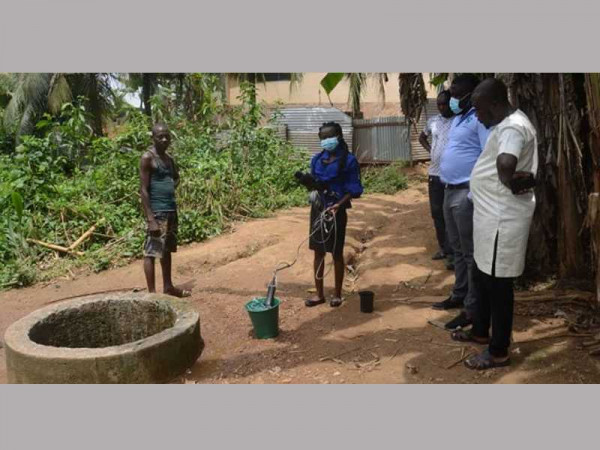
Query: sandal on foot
[[305, 298, 326, 307], [165, 287, 192, 298], [464, 349, 511, 371], [330, 297, 343, 307], [451, 329, 490, 344]]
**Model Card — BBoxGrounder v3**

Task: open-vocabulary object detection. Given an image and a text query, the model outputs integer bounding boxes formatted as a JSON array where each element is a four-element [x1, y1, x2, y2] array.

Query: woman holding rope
[[304, 122, 363, 308]]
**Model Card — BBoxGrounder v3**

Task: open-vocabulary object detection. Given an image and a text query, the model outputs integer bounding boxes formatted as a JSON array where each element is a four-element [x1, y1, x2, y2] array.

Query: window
[[262, 73, 292, 82]]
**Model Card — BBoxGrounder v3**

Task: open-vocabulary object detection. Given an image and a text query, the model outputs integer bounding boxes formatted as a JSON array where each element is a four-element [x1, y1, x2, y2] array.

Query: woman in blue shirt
[[305, 122, 363, 308]]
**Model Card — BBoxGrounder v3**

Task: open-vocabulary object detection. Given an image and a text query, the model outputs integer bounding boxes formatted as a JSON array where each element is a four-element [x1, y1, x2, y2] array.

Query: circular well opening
[[28, 299, 177, 348]]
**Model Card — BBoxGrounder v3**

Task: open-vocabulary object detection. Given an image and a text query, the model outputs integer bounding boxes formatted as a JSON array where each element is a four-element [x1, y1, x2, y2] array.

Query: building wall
[[227, 73, 440, 106]]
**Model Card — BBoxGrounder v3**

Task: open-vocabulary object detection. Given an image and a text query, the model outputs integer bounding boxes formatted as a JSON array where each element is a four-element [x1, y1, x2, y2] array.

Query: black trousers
[[471, 238, 515, 358], [428, 175, 452, 255]]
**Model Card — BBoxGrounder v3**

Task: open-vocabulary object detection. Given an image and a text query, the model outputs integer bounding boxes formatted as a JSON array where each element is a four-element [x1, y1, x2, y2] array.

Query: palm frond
[[289, 73, 304, 95], [399, 73, 427, 126], [345, 73, 367, 116], [4, 73, 52, 135], [48, 74, 72, 115], [372, 72, 388, 106]]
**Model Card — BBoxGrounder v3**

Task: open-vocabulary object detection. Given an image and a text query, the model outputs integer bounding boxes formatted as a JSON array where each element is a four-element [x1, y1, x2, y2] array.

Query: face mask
[[320, 137, 339, 152], [449, 92, 471, 115], [449, 97, 463, 115]]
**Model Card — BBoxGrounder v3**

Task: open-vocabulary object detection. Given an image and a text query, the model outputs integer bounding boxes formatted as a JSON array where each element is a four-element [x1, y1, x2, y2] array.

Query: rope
[[270, 207, 339, 289]]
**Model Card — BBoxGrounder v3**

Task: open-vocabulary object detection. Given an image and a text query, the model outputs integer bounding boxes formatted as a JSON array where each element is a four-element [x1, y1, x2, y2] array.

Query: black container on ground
[[359, 291, 374, 313]]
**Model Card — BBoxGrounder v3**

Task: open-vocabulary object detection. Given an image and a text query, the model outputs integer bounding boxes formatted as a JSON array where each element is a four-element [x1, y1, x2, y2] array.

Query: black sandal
[[451, 329, 490, 344], [464, 349, 511, 371], [330, 297, 343, 307], [305, 298, 326, 307]]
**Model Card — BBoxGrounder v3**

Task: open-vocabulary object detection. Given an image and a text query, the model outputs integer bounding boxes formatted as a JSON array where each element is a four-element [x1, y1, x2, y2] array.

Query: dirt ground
[[1, 168, 600, 384]]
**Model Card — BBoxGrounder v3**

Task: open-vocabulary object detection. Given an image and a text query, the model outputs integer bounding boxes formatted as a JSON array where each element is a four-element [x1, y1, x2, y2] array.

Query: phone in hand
[[509, 172, 536, 194]]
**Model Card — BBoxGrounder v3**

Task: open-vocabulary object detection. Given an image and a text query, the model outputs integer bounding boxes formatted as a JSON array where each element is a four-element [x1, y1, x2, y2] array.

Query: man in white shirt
[[452, 78, 538, 370], [419, 90, 455, 269]]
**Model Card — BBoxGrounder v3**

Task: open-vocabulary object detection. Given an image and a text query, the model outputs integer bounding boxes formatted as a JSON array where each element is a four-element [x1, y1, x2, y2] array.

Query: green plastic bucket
[[245, 297, 280, 339]]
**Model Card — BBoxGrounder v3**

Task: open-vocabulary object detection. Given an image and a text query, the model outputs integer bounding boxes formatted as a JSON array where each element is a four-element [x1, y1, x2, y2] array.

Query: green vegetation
[[0, 77, 309, 288], [362, 162, 408, 195], [0, 73, 411, 290]]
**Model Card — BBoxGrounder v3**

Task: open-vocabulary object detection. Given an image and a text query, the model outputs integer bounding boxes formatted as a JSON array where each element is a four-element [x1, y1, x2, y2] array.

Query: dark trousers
[[428, 176, 452, 255], [471, 239, 515, 358], [444, 187, 475, 314]]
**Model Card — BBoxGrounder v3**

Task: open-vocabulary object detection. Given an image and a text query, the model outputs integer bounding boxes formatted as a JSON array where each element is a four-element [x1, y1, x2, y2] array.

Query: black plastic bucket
[[359, 291, 374, 313]]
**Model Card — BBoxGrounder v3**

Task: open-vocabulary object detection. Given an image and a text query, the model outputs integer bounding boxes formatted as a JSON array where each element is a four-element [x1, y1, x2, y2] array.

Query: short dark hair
[[152, 123, 169, 135], [474, 78, 510, 104], [451, 74, 481, 93], [437, 90, 451, 102]]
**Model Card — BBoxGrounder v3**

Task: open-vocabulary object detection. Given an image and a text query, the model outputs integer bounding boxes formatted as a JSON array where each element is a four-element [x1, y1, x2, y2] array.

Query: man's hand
[[147, 220, 161, 236], [510, 171, 535, 195]]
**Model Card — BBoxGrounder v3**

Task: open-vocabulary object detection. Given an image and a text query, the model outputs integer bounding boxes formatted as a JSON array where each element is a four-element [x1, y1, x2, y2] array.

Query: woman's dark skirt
[[308, 203, 347, 258]]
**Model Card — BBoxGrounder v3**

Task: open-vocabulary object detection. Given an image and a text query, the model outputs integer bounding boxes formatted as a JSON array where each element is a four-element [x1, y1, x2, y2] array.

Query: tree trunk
[[141, 73, 155, 117], [557, 74, 588, 279], [584, 73, 600, 304], [87, 74, 104, 136]]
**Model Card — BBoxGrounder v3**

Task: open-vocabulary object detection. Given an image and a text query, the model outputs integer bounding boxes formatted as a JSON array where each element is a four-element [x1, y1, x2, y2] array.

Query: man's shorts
[[143, 211, 178, 259]]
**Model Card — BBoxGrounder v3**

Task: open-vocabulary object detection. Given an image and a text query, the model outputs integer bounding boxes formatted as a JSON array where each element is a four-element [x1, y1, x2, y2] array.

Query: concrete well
[[4, 293, 204, 383]]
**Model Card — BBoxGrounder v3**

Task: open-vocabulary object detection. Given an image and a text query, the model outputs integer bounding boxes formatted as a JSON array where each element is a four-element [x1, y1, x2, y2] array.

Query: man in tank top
[[139, 123, 191, 297]]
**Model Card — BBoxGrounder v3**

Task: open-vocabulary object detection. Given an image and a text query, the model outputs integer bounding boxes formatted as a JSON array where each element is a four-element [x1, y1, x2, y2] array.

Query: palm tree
[[320, 73, 388, 118], [398, 73, 427, 126], [3, 73, 115, 140]]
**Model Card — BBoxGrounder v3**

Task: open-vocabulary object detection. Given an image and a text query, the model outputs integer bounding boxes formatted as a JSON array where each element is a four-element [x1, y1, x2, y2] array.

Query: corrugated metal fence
[[353, 116, 411, 163], [410, 98, 438, 162], [273, 107, 353, 155]]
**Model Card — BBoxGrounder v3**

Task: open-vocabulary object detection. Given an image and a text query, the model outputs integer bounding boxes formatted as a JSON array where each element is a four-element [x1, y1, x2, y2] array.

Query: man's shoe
[[444, 311, 472, 330], [431, 297, 463, 310], [445, 255, 455, 271], [432, 250, 446, 261]]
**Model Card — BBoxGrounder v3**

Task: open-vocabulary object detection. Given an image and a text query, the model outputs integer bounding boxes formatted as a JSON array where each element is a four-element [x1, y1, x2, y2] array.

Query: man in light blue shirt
[[431, 74, 491, 331]]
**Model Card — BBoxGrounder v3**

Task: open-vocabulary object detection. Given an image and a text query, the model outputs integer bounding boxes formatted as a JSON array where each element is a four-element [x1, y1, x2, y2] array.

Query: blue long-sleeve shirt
[[310, 148, 363, 208]]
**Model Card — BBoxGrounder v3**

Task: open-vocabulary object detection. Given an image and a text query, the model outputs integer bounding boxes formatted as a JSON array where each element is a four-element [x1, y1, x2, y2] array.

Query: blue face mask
[[320, 137, 339, 152], [449, 92, 471, 115], [449, 97, 463, 115]]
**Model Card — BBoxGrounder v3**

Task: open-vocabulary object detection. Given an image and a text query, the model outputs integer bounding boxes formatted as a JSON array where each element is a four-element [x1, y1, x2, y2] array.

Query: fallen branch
[[427, 319, 451, 332], [27, 239, 84, 257], [69, 219, 105, 250], [446, 348, 473, 370], [319, 345, 380, 362], [43, 287, 145, 305], [422, 270, 434, 287], [515, 291, 595, 303], [515, 331, 593, 345], [60, 211, 72, 247]]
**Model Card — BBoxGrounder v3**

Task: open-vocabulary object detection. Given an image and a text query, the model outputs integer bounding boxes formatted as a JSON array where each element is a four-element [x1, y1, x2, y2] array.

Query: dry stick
[[69, 219, 105, 250], [514, 292, 595, 303], [581, 339, 600, 348], [27, 239, 84, 257], [422, 270, 434, 287], [515, 331, 594, 345], [446, 348, 473, 370], [60, 211, 72, 247], [589, 347, 600, 356], [319, 345, 380, 362], [427, 319, 451, 332], [43, 287, 146, 305]]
